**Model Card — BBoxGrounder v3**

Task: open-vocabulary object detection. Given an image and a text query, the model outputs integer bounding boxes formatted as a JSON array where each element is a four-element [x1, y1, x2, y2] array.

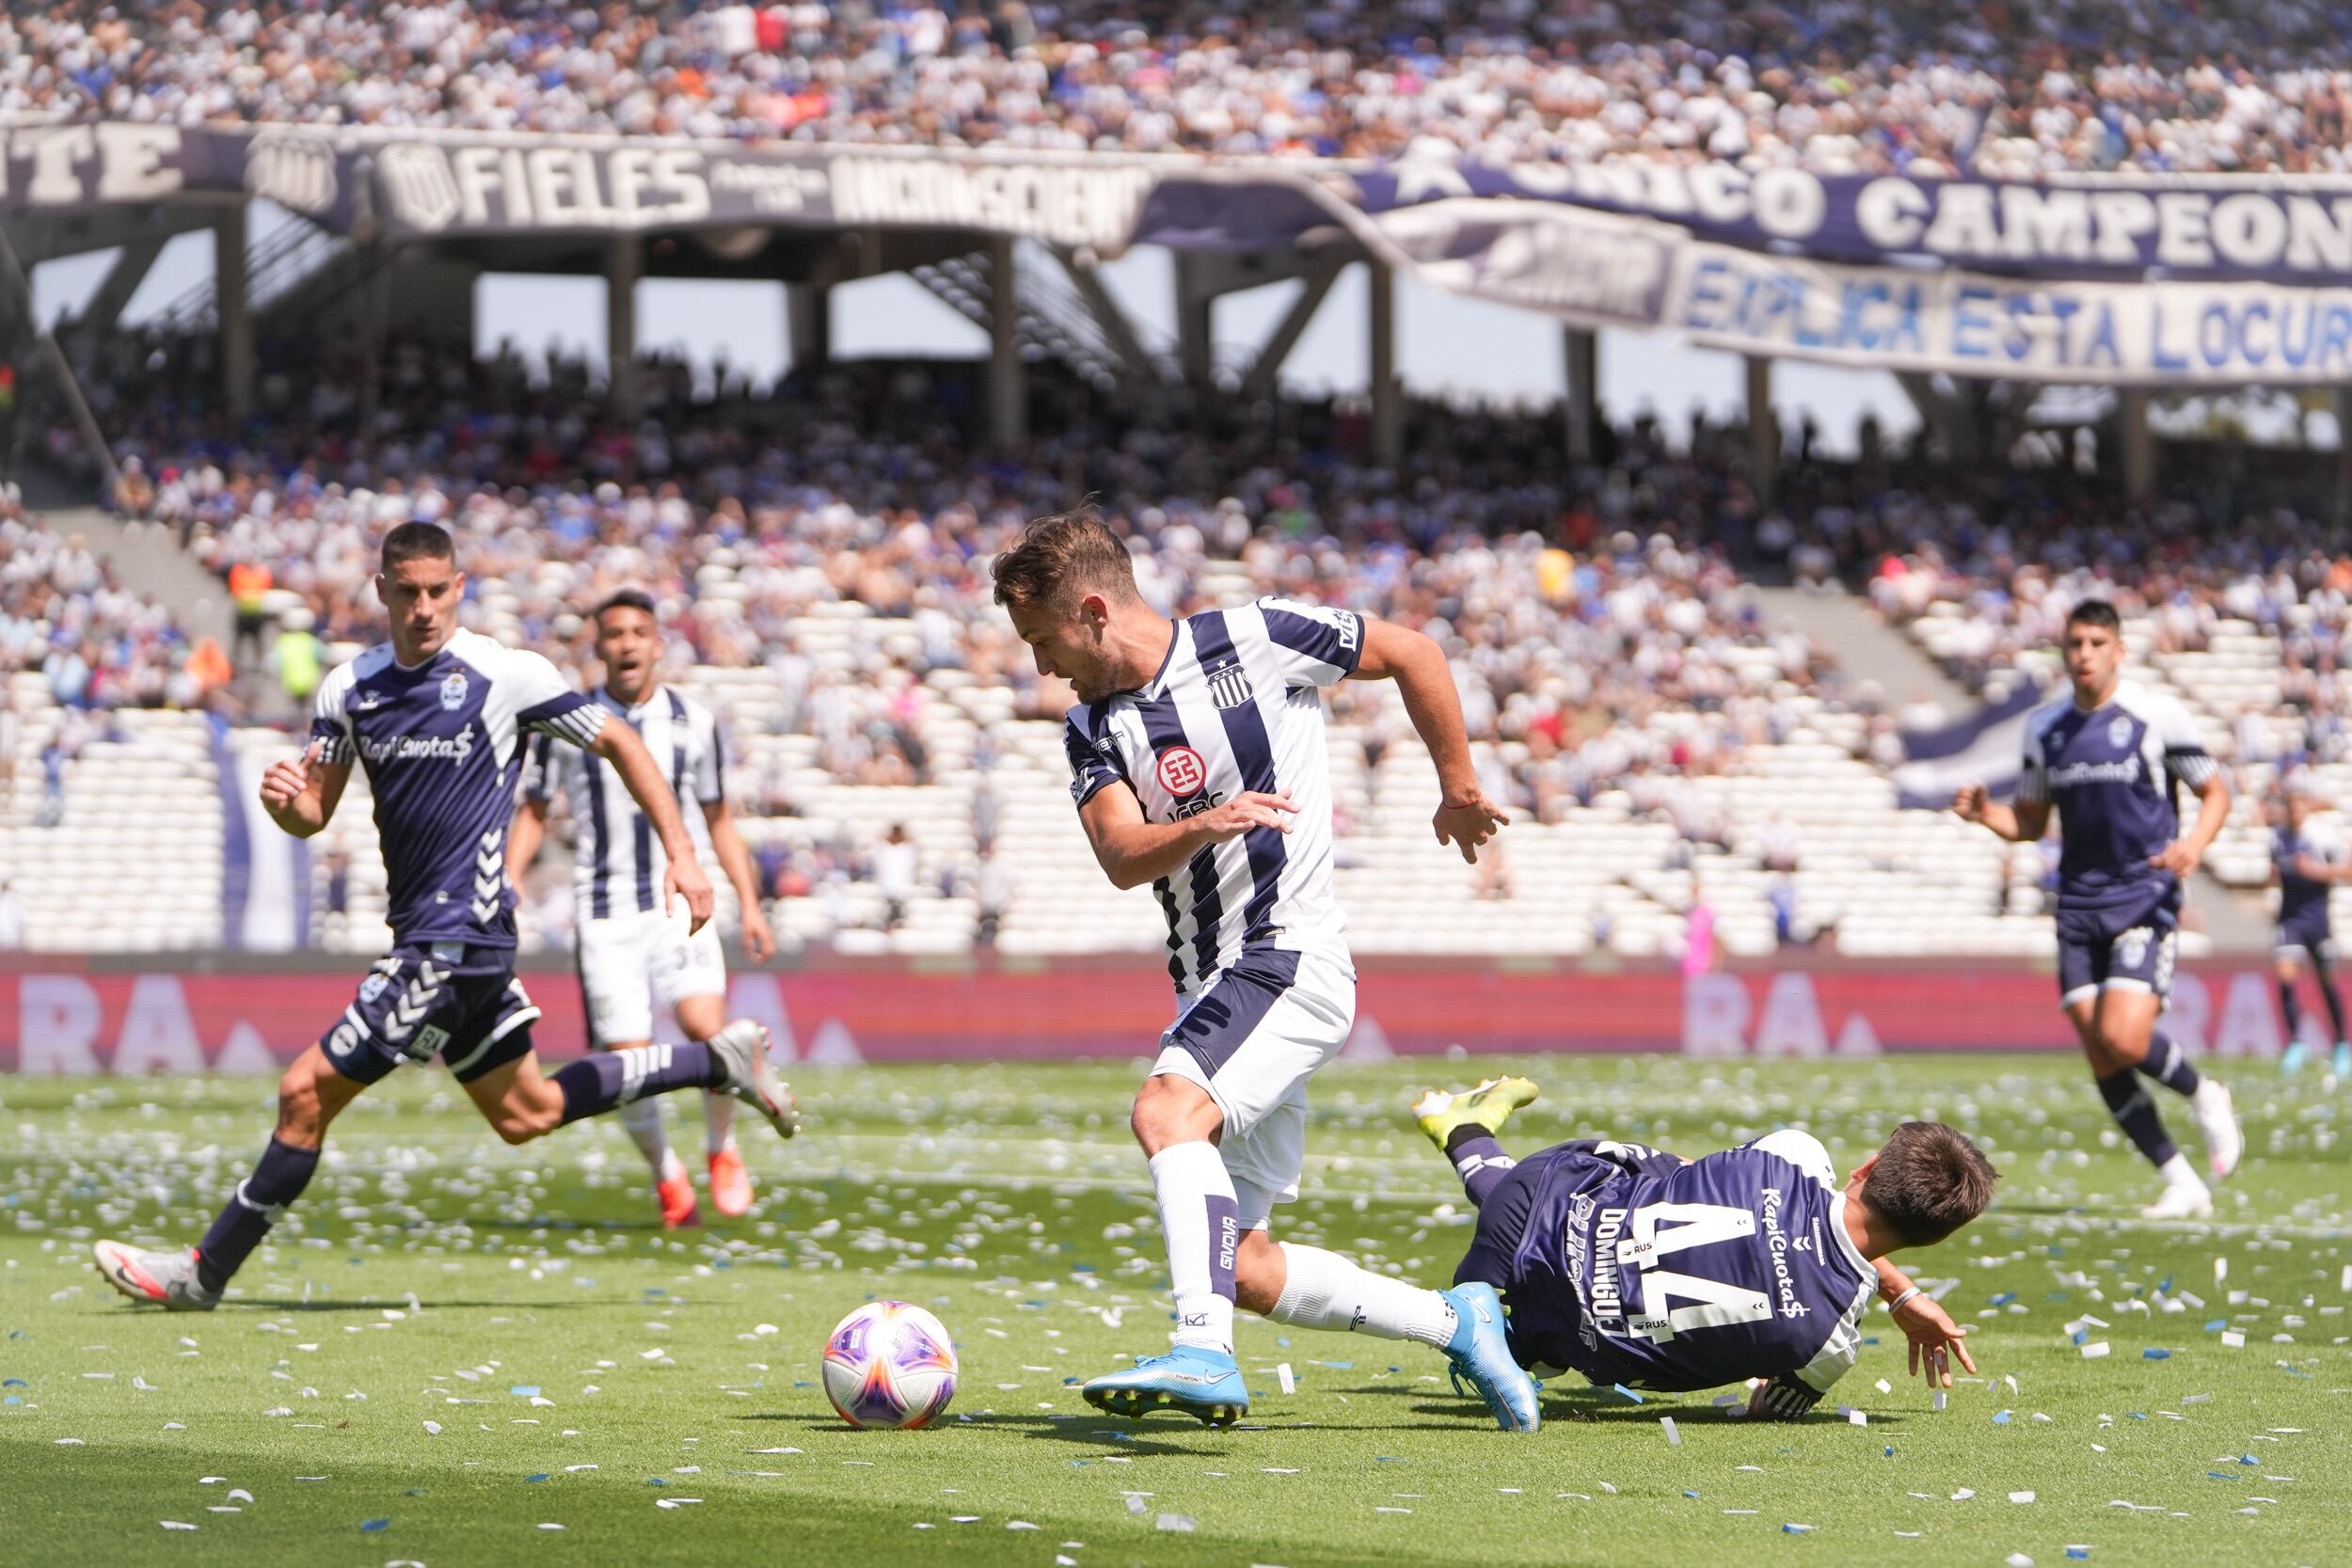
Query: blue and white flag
[[1894, 686, 2047, 812]]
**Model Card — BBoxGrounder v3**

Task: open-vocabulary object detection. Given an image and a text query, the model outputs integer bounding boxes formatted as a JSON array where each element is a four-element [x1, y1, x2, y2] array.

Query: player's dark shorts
[[321, 942, 540, 1086], [2274, 910, 2335, 964], [2056, 893, 2179, 1007], [1453, 1138, 1684, 1377]]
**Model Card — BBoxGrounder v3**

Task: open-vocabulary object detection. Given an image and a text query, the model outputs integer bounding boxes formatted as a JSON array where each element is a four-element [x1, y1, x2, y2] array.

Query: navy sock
[[553, 1042, 723, 1126], [2096, 1070, 2179, 1168], [2279, 979, 2306, 1044], [1444, 1127, 1518, 1208], [2317, 970, 2350, 1043], [2136, 1032, 2201, 1097], [196, 1136, 321, 1293]]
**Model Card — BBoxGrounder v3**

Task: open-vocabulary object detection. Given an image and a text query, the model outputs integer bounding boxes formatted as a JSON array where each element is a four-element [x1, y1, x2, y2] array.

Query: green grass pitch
[[3, 1054, 2345, 1567]]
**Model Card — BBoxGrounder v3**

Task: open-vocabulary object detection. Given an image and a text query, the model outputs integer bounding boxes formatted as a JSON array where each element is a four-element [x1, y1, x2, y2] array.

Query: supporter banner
[[1348, 161, 2352, 285], [0, 122, 361, 229], [363, 137, 1160, 248], [1894, 687, 2047, 811], [0, 961, 2317, 1073]]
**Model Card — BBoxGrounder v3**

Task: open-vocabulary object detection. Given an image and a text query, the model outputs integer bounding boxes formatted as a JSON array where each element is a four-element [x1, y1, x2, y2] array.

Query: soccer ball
[[822, 1301, 959, 1429]]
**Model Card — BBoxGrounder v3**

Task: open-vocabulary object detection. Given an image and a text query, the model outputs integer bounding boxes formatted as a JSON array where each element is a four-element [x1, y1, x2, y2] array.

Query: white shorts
[[1150, 949, 1356, 1230], [576, 908, 726, 1046]]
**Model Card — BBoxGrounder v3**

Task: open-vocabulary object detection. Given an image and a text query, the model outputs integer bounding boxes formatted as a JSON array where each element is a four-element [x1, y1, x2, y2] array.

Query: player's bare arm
[[1349, 617, 1509, 863], [2150, 770, 2231, 877], [259, 737, 350, 838], [1952, 782, 2049, 843], [703, 796, 777, 963], [1075, 777, 1296, 891], [506, 792, 549, 882], [588, 721, 716, 930]]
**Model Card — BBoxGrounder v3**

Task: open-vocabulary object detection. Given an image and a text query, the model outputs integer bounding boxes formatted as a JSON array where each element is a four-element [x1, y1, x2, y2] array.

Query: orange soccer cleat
[[707, 1144, 754, 1217], [656, 1168, 701, 1229]]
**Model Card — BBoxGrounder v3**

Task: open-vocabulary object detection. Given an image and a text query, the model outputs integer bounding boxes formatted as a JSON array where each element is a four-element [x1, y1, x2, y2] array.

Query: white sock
[[1149, 1141, 1238, 1354], [2156, 1152, 2204, 1190], [703, 1090, 737, 1155], [619, 1097, 672, 1175], [1269, 1243, 1458, 1348]]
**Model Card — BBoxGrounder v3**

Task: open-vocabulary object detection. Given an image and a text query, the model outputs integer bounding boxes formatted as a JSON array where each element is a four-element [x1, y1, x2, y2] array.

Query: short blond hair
[[991, 510, 1138, 610]]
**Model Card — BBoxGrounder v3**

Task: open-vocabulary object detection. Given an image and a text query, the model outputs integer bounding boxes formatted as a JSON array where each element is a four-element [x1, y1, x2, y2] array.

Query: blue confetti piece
[[1783, 1523, 1814, 1534], [2159, 1275, 2174, 1293], [2204, 1320, 2228, 1332], [1683, 1491, 1701, 1499], [1375, 1456, 1408, 1464], [2142, 1349, 2171, 1360], [2239, 1455, 2258, 1465], [2071, 1331, 2088, 1346], [1991, 1292, 2016, 1307], [1993, 1410, 2012, 1425], [1883, 1447, 1895, 1458], [1, 1379, 24, 1387], [2127, 1412, 2148, 1420], [2206, 1471, 2238, 1481], [4, 1396, 20, 1405], [646, 1478, 667, 1486], [509, 1386, 541, 1397], [1613, 1384, 1645, 1403], [525, 1474, 549, 1483], [361, 1520, 389, 1534], [2066, 1552, 2090, 1561]]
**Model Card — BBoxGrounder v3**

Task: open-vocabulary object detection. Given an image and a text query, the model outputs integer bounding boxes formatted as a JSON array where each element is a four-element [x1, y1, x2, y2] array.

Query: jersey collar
[[1826, 1194, 1875, 1279], [1136, 617, 1185, 702]]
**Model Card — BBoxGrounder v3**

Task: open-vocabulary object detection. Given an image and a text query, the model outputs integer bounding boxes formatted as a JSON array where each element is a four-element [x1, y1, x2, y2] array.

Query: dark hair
[[594, 588, 659, 625], [1862, 1121, 1999, 1247], [380, 521, 455, 574], [2065, 599, 2122, 634], [991, 509, 1138, 610]]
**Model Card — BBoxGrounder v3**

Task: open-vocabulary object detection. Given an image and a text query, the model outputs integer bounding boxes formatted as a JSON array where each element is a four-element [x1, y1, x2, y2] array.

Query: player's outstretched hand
[[260, 739, 323, 813], [1951, 783, 1989, 823], [1434, 787, 1511, 864], [1196, 790, 1297, 843], [2149, 839, 2202, 877], [740, 899, 778, 964], [1894, 1293, 1976, 1389], [666, 856, 717, 934]]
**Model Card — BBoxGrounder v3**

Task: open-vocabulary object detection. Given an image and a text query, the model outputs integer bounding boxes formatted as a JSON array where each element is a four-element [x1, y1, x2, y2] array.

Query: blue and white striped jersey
[[1064, 597, 1363, 1000], [523, 684, 724, 923], [310, 627, 605, 948]]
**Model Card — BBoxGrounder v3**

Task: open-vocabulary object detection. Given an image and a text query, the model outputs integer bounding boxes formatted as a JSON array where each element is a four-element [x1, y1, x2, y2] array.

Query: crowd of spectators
[[8, 0, 2352, 174]]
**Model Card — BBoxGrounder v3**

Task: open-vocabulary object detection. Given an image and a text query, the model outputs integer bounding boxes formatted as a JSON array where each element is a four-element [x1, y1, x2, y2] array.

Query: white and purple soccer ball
[[821, 1301, 959, 1430]]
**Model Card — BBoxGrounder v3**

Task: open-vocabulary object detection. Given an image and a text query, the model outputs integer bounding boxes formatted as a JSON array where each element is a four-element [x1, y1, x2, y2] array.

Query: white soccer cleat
[[707, 1020, 798, 1140], [2191, 1078, 2242, 1180], [92, 1241, 220, 1310], [2139, 1180, 2214, 1221]]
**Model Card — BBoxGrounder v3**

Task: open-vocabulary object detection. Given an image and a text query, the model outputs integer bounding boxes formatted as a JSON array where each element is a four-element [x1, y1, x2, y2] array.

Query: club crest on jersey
[[356, 689, 383, 710], [2106, 715, 2133, 748], [1205, 660, 1254, 711], [439, 672, 469, 711], [358, 973, 389, 1005], [1157, 746, 1208, 798]]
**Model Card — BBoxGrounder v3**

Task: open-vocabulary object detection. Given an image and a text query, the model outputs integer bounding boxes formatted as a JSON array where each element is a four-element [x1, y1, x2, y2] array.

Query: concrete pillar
[[988, 234, 1025, 451], [215, 204, 254, 421], [1563, 325, 1597, 463], [1744, 354, 1776, 508], [787, 282, 832, 375], [2120, 388, 2155, 499], [606, 235, 642, 419], [1173, 249, 1215, 395], [1368, 259, 1401, 469]]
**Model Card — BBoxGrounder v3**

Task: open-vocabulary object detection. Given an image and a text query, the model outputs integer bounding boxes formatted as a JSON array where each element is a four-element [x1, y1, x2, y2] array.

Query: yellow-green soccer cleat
[[1412, 1077, 1540, 1153]]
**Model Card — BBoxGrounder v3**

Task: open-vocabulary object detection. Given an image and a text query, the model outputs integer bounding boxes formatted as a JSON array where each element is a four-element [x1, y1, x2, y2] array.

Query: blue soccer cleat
[[1081, 1346, 1249, 1428], [1439, 1280, 1540, 1432], [2280, 1039, 2310, 1076]]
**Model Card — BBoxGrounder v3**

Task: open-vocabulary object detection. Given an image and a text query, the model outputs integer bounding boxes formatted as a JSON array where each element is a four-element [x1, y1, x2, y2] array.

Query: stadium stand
[[6, 0, 2352, 173]]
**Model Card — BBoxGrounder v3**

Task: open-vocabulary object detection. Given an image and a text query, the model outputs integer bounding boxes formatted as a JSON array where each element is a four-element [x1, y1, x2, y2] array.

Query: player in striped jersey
[[993, 511, 1536, 1432], [510, 589, 780, 1228], [91, 525, 796, 1311]]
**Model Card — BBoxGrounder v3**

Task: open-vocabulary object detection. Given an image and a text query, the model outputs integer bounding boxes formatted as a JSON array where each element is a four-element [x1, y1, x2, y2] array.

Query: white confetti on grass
[[159, 1521, 197, 1531]]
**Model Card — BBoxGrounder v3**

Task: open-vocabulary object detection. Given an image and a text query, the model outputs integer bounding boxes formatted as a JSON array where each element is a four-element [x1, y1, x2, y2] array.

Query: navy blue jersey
[[310, 628, 604, 948], [2276, 822, 2342, 928], [2020, 682, 2219, 916], [1512, 1131, 1876, 1407]]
